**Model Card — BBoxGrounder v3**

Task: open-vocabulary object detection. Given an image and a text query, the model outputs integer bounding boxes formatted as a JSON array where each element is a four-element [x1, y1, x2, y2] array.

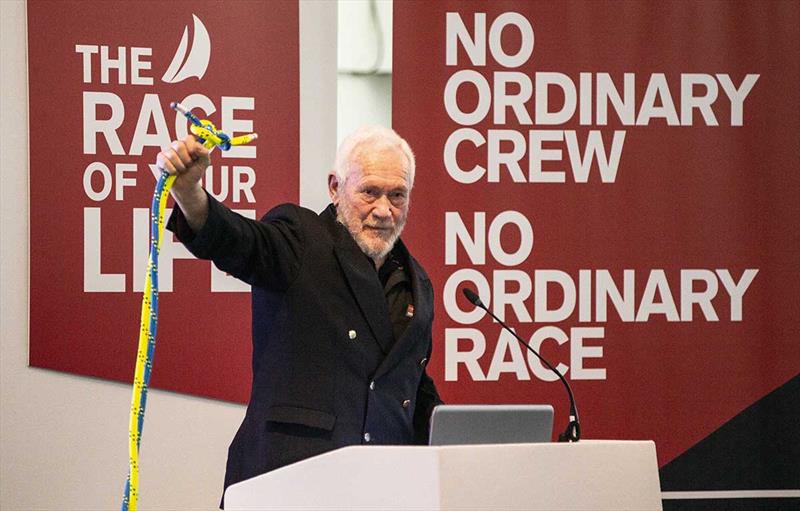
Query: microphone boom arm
[[463, 288, 581, 442]]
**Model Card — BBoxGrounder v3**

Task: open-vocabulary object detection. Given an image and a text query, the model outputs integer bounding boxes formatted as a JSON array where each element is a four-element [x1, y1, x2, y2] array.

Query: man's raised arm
[[157, 135, 211, 232]]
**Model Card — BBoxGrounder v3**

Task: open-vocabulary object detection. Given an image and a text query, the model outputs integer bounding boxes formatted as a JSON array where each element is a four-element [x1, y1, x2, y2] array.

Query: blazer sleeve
[[412, 338, 444, 444], [413, 370, 443, 444], [167, 194, 305, 290]]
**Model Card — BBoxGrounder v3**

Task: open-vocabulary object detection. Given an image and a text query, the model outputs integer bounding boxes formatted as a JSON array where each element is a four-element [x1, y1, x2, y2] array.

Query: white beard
[[336, 199, 406, 260]]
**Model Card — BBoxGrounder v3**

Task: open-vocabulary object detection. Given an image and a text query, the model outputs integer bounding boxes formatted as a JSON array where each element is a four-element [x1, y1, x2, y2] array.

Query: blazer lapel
[[325, 207, 395, 355]]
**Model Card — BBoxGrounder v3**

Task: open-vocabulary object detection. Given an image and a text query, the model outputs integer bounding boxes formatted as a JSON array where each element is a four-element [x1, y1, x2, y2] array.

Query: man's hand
[[157, 135, 211, 232]]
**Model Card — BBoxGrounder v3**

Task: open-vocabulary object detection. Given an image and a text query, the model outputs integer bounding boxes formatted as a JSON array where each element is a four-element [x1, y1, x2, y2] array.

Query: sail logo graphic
[[162, 14, 211, 83]]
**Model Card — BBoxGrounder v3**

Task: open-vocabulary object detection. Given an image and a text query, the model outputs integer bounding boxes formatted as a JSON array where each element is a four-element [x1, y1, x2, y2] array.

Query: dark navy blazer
[[169, 197, 442, 503]]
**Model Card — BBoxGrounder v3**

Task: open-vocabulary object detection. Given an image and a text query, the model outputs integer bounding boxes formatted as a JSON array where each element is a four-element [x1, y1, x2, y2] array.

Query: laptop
[[428, 404, 554, 446]]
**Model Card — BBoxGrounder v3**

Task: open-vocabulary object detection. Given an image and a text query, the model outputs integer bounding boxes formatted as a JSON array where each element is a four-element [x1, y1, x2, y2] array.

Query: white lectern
[[225, 440, 662, 510]]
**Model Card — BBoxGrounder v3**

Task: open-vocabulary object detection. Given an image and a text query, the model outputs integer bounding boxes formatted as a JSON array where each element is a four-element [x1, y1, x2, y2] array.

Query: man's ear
[[328, 172, 340, 205]]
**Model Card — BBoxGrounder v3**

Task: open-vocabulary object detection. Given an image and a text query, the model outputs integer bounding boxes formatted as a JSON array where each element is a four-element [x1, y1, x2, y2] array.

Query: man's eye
[[389, 194, 407, 207]]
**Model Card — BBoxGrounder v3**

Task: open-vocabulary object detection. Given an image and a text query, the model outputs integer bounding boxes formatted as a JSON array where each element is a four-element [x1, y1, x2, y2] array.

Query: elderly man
[[159, 125, 442, 504]]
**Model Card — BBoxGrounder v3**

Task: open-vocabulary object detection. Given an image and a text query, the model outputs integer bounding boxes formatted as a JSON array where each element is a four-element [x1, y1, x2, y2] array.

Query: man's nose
[[372, 196, 392, 220]]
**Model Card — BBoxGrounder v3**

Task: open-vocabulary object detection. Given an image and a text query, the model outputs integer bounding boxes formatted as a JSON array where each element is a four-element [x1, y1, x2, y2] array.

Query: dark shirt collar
[[377, 246, 406, 287]]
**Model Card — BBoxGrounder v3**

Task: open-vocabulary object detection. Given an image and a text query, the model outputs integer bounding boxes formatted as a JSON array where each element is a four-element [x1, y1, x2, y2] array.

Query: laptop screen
[[428, 404, 554, 446]]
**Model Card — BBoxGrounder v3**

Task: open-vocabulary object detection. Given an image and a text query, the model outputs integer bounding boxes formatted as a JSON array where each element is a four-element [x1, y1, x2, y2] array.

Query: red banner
[[27, 0, 299, 402], [393, 0, 799, 478]]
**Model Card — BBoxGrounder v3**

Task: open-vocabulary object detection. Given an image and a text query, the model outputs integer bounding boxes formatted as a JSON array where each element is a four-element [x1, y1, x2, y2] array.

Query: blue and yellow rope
[[121, 102, 257, 511]]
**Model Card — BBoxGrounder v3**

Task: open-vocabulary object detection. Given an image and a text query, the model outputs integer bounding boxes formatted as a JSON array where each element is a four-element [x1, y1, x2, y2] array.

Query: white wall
[[336, 0, 393, 147], [0, 1, 338, 509], [300, 1, 339, 212]]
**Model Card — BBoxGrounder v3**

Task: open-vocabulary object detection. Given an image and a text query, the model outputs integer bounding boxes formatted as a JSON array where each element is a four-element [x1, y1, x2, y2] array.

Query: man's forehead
[[356, 171, 410, 189], [351, 147, 410, 182]]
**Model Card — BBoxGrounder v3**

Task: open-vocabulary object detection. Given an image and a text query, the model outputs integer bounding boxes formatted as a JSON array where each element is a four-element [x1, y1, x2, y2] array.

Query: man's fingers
[[171, 139, 194, 167], [163, 148, 188, 174], [182, 134, 211, 162], [156, 151, 172, 174], [157, 154, 178, 175], [155, 136, 212, 177]]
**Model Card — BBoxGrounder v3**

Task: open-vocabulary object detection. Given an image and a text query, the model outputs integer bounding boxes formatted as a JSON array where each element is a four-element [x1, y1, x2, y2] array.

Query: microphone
[[462, 288, 581, 442]]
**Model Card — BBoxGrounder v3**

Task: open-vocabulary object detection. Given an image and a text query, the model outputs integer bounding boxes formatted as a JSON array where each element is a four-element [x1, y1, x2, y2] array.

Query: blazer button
[[348, 330, 357, 340], [363, 432, 371, 442], [369, 381, 375, 390], [419, 357, 428, 367], [402, 399, 411, 409]]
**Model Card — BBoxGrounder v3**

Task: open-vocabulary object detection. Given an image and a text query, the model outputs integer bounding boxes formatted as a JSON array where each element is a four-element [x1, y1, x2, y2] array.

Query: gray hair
[[333, 125, 416, 188]]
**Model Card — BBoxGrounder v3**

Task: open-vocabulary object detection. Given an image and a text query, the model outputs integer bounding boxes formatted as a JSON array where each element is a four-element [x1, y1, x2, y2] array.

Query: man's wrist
[[171, 184, 209, 233]]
